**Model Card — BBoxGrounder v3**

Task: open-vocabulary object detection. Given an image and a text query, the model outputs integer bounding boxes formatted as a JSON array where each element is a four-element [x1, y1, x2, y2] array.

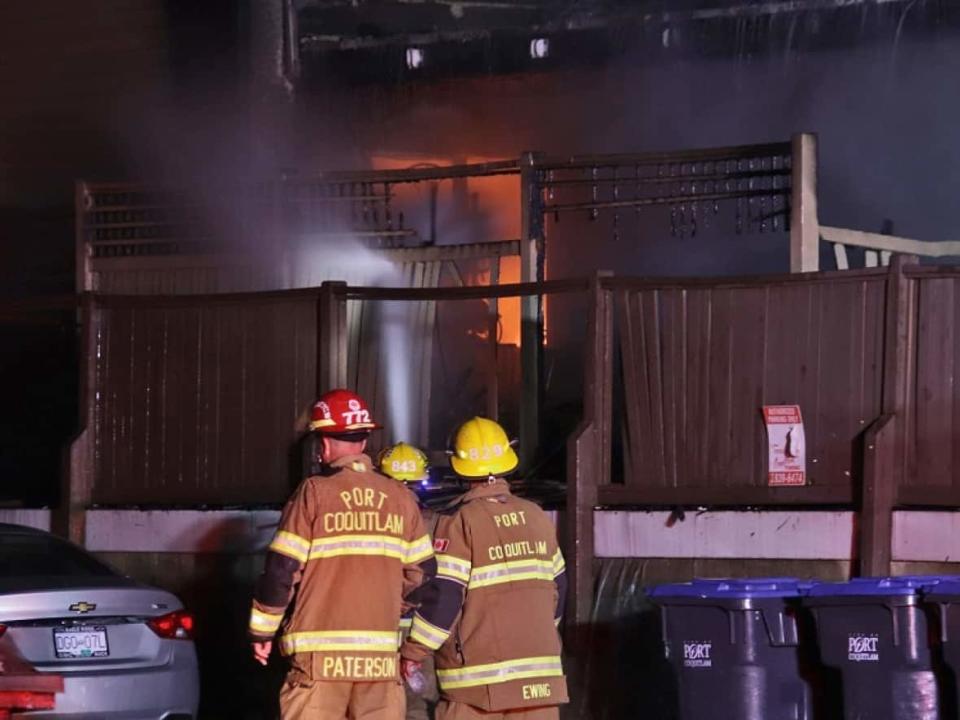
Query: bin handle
[[889, 605, 900, 648]]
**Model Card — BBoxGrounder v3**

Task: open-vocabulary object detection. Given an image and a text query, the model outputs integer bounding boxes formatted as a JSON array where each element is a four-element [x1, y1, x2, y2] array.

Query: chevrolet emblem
[[69, 602, 97, 614]]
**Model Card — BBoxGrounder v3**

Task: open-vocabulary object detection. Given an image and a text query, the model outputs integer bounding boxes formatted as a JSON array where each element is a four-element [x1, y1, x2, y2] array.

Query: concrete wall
[[0, 508, 51, 531], [65, 507, 960, 563], [0, 507, 936, 717]]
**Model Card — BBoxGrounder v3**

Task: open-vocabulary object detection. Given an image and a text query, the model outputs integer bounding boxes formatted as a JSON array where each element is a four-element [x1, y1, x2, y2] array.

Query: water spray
[[291, 237, 416, 445]]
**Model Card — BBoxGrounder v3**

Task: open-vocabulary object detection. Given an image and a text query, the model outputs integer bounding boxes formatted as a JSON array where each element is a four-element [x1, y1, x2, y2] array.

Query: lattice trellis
[[79, 179, 413, 260]]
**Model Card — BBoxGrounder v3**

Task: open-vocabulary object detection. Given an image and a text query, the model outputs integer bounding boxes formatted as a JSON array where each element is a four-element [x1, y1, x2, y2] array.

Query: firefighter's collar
[[462, 477, 511, 502], [327, 453, 373, 473]]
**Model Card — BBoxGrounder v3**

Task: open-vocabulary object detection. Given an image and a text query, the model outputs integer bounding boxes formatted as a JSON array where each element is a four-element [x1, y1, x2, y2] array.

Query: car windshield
[[0, 533, 115, 577]]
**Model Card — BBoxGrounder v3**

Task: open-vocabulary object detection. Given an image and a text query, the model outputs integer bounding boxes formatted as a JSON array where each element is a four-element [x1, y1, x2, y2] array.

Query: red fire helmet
[[309, 389, 381, 434]]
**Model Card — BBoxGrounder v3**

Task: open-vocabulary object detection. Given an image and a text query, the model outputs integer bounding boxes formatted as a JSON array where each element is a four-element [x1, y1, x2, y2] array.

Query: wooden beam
[[418, 262, 441, 445], [519, 151, 544, 470], [790, 132, 819, 273], [833, 243, 849, 271], [380, 240, 521, 263], [54, 296, 96, 544], [75, 182, 93, 292], [598, 484, 855, 507], [538, 141, 791, 170], [858, 255, 916, 575], [80, 161, 519, 192], [897, 487, 960, 507], [87, 278, 587, 307], [600, 266, 885, 291], [881, 254, 916, 469], [486, 257, 501, 421], [89, 240, 522, 277], [343, 277, 587, 301], [318, 281, 348, 392], [821, 225, 960, 258], [859, 414, 897, 576], [566, 271, 613, 626]]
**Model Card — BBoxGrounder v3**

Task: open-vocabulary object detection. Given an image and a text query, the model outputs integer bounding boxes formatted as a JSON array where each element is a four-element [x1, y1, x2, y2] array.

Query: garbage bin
[[920, 577, 960, 720], [650, 578, 815, 720], [803, 577, 938, 720]]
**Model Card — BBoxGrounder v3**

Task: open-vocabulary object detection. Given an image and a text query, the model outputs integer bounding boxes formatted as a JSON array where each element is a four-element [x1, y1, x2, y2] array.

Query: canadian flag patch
[[434, 539, 450, 552]]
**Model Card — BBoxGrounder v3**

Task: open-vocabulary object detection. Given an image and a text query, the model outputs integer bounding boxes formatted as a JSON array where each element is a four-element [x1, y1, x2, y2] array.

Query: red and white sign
[[763, 405, 806, 487]]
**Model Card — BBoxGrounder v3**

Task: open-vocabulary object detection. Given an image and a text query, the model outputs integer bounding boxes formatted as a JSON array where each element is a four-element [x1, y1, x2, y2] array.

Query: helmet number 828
[[467, 444, 504, 461]]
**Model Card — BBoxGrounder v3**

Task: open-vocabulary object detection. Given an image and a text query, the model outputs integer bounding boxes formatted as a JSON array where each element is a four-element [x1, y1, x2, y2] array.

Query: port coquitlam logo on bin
[[682, 641, 713, 668], [848, 634, 879, 662]]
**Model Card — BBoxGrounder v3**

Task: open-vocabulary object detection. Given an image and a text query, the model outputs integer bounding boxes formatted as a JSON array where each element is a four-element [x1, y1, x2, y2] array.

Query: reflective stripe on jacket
[[249, 453, 434, 682], [401, 479, 568, 711]]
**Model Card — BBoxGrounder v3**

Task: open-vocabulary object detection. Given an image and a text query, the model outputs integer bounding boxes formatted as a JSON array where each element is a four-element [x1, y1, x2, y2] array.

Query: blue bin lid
[[805, 577, 926, 597], [918, 576, 960, 596], [650, 577, 809, 600]]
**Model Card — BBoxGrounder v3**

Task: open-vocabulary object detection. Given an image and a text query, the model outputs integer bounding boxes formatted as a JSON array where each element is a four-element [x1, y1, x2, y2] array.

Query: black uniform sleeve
[[400, 511, 471, 661]]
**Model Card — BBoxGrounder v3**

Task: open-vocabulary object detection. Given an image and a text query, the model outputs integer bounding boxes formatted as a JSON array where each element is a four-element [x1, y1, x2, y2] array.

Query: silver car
[[0, 523, 199, 719]]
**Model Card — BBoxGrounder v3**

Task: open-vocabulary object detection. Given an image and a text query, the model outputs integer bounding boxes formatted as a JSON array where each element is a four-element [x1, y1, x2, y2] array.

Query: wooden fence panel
[[91, 293, 318, 505], [612, 272, 887, 504], [901, 273, 960, 505]]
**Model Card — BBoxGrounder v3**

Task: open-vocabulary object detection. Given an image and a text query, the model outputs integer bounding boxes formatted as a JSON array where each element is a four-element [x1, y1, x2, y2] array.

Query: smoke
[[379, 301, 415, 443], [288, 237, 397, 288], [105, 63, 427, 438], [98, 0, 960, 452], [319, 2, 960, 270], [289, 239, 416, 443]]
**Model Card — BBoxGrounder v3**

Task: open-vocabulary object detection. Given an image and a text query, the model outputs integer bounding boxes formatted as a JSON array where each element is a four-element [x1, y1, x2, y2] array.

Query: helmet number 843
[[390, 460, 419, 473], [467, 444, 504, 460]]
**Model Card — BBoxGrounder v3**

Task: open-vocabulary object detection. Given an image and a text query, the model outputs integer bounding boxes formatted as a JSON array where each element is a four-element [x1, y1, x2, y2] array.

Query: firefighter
[[378, 442, 440, 720], [249, 389, 436, 720], [399, 417, 569, 720], [379, 442, 430, 486]]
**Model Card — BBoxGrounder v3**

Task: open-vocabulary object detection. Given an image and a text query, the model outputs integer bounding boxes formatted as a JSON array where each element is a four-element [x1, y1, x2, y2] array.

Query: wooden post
[[833, 244, 849, 270], [790, 133, 819, 273], [55, 295, 96, 544], [318, 281, 348, 392], [882, 254, 916, 474], [418, 262, 441, 446], [860, 414, 896, 576], [858, 255, 916, 575], [566, 271, 613, 626], [75, 182, 92, 293], [486, 256, 501, 421], [282, 0, 301, 84], [519, 151, 544, 469]]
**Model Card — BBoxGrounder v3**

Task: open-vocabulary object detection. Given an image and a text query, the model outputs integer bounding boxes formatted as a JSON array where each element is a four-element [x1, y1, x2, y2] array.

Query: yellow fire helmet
[[449, 417, 519, 479], [378, 442, 429, 483]]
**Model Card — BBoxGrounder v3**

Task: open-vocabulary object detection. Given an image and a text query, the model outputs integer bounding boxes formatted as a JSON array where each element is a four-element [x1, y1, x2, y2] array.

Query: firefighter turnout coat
[[249, 454, 435, 682], [400, 479, 568, 712]]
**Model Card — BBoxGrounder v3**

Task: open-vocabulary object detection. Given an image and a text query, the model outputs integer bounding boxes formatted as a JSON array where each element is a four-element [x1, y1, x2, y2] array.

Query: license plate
[[53, 626, 109, 659]]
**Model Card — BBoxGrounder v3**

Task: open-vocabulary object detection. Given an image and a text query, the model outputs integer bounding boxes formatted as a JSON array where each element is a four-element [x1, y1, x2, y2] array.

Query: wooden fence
[[59, 278, 588, 543], [567, 259, 960, 622], [58, 260, 960, 613]]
